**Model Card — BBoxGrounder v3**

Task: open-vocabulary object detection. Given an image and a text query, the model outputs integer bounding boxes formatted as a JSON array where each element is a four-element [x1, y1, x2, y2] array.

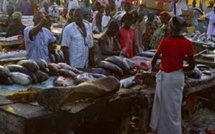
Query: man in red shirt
[[149, 15, 195, 134]]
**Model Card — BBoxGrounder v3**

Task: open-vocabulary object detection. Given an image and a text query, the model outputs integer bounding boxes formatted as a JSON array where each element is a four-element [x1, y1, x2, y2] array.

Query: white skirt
[[150, 70, 184, 134]]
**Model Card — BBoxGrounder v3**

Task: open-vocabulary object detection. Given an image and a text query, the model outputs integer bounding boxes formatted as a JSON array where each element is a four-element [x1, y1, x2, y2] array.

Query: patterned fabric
[[24, 27, 56, 62], [149, 24, 168, 49], [48, 3, 60, 23], [61, 22, 93, 68], [142, 21, 157, 50], [142, 21, 157, 42]]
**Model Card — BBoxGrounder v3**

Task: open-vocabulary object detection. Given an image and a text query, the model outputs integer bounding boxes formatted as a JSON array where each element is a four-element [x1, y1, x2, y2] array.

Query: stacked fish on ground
[[0, 59, 82, 86], [2, 59, 49, 85], [89, 56, 136, 79]]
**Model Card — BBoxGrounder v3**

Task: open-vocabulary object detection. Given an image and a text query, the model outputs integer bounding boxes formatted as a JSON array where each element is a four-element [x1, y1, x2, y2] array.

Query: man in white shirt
[[24, 12, 56, 62], [48, 0, 60, 23], [61, 9, 93, 69]]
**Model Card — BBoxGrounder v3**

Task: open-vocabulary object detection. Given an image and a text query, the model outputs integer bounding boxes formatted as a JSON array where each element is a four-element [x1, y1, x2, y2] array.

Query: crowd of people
[[1, 0, 215, 134]]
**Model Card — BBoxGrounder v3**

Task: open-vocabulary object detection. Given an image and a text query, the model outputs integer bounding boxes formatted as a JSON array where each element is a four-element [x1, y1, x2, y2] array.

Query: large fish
[[74, 73, 96, 84], [98, 60, 124, 76], [47, 63, 60, 76], [49, 54, 56, 63], [53, 76, 75, 87], [37, 76, 120, 110], [104, 56, 131, 74], [0, 65, 10, 77], [10, 72, 32, 85], [35, 70, 49, 83], [86, 68, 110, 76], [58, 62, 82, 74], [7, 64, 38, 83], [59, 69, 77, 78], [58, 62, 73, 70], [35, 59, 49, 73], [58, 50, 65, 62], [18, 60, 40, 72]]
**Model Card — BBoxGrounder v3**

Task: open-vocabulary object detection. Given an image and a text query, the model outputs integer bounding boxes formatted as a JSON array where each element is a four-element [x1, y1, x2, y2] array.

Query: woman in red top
[[119, 13, 135, 57], [149, 16, 195, 134]]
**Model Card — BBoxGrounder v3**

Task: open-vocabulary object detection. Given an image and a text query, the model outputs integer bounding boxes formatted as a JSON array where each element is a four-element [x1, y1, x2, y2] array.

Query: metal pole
[[174, 0, 176, 15]]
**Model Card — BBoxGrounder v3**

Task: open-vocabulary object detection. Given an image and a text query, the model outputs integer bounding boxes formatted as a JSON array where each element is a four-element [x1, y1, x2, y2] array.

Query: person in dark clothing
[[97, 21, 122, 63], [0, 6, 14, 31], [6, 12, 26, 37], [93, 4, 104, 33]]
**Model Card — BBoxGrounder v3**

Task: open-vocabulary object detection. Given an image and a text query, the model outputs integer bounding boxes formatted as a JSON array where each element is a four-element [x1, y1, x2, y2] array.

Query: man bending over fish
[[24, 12, 57, 62]]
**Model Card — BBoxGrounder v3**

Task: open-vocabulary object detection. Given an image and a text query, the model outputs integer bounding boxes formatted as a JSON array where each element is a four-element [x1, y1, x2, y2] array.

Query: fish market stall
[[0, 79, 153, 134], [0, 51, 215, 134]]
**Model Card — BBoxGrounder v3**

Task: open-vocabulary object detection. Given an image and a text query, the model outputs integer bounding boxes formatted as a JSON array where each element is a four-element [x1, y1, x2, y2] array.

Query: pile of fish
[[0, 59, 50, 85], [49, 50, 65, 63], [89, 56, 136, 78], [0, 58, 113, 86]]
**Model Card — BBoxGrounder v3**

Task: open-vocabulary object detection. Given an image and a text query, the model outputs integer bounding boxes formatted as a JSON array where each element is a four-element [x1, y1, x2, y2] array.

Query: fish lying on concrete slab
[[35, 59, 49, 73], [98, 60, 124, 77], [7, 64, 38, 83], [104, 56, 130, 74], [37, 76, 120, 110], [59, 69, 77, 78], [10, 72, 32, 85], [18, 59, 40, 72], [48, 63, 60, 76], [34, 70, 49, 83]]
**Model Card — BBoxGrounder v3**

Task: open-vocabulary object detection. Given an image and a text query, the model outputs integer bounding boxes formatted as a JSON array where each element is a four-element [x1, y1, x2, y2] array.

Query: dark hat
[[169, 15, 186, 30]]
